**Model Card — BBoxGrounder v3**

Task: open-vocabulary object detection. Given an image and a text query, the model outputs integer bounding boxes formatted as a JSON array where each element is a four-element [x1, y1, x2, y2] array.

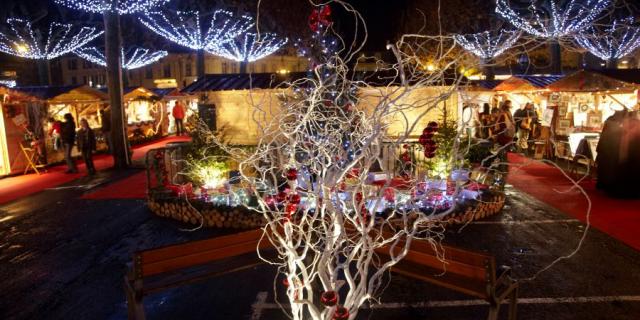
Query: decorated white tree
[[198, 4, 473, 319], [74, 46, 168, 70], [496, 0, 612, 73], [139, 9, 254, 78], [576, 17, 640, 68], [0, 18, 102, 84], [207, 32, 287, 73], [53, 0, 169, 169]]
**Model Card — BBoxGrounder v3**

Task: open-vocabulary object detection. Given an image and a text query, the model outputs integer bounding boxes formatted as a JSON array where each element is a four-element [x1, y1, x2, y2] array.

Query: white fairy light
[[207, 32, 287, 62], [139, 9, 254, 50], [496, 0, 612, 38], [52, 0, 170, 14], [0, 18, 103, 60], [576, 18, 640, 61], [0, 80, 16, 88], [74, 47, 168, 70], [454, 30, 520, 59]]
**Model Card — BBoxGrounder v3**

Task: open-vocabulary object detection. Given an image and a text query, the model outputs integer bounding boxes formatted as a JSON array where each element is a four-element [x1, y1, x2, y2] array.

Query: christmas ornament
[[333, 306, 349, 320], [286, 168, 298, 181], [320, 290, 338, 307]]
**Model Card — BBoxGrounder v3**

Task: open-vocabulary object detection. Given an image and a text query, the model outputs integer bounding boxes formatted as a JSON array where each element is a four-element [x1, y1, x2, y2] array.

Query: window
[[71, 76, 77, 85], [82, 60, 92, 69], [261, 64, 267, 73], [231, 63, 238, 73], [145, 67, 153, 79], [68, 59, 78, 70], [185, 62, 193, 77], [163, 64, 171, 77], [221, 62, 228, 74], [83, 76, 87, 84]]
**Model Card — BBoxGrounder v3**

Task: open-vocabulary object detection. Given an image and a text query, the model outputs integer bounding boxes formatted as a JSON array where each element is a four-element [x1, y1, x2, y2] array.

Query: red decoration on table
[[333, 306, 349, 320], [276, 191, 288, 203], [286, 168, 298, 181], [320, 291, 338, 307]]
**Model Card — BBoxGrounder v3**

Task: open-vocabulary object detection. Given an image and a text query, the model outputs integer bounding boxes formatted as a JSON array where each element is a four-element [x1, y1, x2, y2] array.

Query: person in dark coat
[[100, 106, 112, 154], [77, 118, 97, 175], [61, 113, 78, 173]]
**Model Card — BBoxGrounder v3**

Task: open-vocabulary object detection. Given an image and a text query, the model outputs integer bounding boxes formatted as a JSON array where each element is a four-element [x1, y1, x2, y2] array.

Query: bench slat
[[139, 229, 264, 264], [141, 239, 270, 277]]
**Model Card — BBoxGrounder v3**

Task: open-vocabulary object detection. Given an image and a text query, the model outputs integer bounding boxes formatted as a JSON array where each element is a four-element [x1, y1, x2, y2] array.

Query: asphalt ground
[[0, 171, 639, 320]]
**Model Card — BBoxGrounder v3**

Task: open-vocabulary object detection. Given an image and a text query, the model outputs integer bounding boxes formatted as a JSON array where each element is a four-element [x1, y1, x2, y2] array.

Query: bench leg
[[508, 286, 518, 320], [487, 302, 500, 320], [124, 277, 146, 320]]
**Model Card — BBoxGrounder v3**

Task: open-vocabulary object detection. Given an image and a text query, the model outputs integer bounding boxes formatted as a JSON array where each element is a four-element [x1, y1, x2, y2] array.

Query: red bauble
[[423, 149, 432, 157], [282, 278, 289, 287], [418, 134, 431, 145], [333, 306, 349, 320], [286, 168, 298, 181], [354, 192, 363, 204], [428, 121, 439, 131], [288, 193, 301, 205], [320, 291, 338, 307], [422, 127, 434, 135], [426, 152, 436, 158], [403, 144, 410, 149], [264, 195, 277, 207], [285, 203, 298, 214], [276, 191, 287, 203]]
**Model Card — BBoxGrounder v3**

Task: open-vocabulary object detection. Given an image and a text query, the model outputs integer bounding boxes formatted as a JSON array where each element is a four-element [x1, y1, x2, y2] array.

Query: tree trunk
[[104, 10, 130, 169], [197, 49, 205, 79], [481, 58, 495, 81], [240, 60, 248, 74], [37, 59, 50, 86], [549, 40, 562, 74]]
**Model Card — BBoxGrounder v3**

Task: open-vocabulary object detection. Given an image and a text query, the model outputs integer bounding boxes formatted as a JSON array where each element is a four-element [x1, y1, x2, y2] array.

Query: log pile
[[445, 192, 506, 224], [147, 190, 266, 229]]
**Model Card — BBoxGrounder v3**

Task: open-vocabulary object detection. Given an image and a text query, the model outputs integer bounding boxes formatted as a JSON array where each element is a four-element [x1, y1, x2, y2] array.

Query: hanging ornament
[[308, 5, 332, 32], [287, 193, 301, 205], [320, 291, 338, 307], [333, 306, 349, 320], [286, 168, 298, 181], [276, 191, 288, 203], [427, 121, 439, 132]]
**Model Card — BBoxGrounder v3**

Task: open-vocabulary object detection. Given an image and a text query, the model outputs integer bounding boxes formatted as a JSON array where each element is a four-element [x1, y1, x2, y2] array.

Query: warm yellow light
[[15, 44, 28, 54], [277, 69, 290, 74], [426, 64, 436, 72]]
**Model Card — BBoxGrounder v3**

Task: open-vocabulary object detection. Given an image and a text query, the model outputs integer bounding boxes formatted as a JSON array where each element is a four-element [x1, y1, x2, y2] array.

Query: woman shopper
[[77, 118, 97, 175], [61, 113, 78, 173]]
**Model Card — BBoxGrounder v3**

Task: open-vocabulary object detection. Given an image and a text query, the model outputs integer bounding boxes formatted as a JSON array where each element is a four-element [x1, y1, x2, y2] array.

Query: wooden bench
[[124, 229, 271, 320], [377, 238, 518, 320]]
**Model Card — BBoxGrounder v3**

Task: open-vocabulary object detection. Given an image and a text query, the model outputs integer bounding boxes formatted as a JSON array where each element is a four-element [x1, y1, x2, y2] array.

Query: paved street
[[1, 171, 639, 320]]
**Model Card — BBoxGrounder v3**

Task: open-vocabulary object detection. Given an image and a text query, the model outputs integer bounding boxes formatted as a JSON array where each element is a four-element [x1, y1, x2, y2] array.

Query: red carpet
[[507, 153, 640, 251], [0, 136, 190, 204], [81, 171, 147, 199]]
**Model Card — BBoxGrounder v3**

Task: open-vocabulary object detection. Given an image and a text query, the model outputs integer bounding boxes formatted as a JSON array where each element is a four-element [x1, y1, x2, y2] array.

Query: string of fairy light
[[139, 9, 254, 51], [0, 18, 102, 60], [52, 0, 170, 14], [454, 30, 520, 60], [495, 0, 611, 38], [208, 32, 288, 62], [576, 17, 640, 61], [74, 47, 168, 69]]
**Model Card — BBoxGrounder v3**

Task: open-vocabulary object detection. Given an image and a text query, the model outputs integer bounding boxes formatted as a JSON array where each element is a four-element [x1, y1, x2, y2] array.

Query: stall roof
[[493, 74, 563, 91], [12, 85, 108, 101], [181, 73, 306, 93], [150, 88, 191, 98], [465, 79, 504, 90], [546, 70, 639, 92]]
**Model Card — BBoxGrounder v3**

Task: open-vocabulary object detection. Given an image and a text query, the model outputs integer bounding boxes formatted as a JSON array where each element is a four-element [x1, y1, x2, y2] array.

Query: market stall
[[0, 86, 49, 175], [122, 87, 165, 144], [150, 88, 197, 135], [545, 70, 639, 163]]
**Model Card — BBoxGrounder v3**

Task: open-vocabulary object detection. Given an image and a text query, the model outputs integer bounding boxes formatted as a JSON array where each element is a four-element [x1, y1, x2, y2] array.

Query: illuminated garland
[[454, 30, 520, 59], [52, 0, 170, 14], [0, 18, 102, 60], [496, 0, 611, 38], [576, 18, 640, 61], [140, 9, 254, 50], [207, 32, 287, 62], [0, 80, 16, 88], [74, 47, 168, 69]]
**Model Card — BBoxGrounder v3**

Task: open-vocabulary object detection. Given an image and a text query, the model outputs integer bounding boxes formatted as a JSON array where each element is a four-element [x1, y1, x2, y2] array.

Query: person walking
[[61, 113, 78, 173], [172, 101, 186, 136], [77, 119, 97, 175], [100, 106, 112, 154]]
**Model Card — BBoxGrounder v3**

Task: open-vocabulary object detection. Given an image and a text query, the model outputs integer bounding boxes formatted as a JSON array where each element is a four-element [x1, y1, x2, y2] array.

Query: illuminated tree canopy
[[576, 18, 640, 61], [454, 29, 521, 59], [74, 46, 168, 70], [0, 18, 102, 60], [207, 32, 287, 62], [52, 0, 170, 14]]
